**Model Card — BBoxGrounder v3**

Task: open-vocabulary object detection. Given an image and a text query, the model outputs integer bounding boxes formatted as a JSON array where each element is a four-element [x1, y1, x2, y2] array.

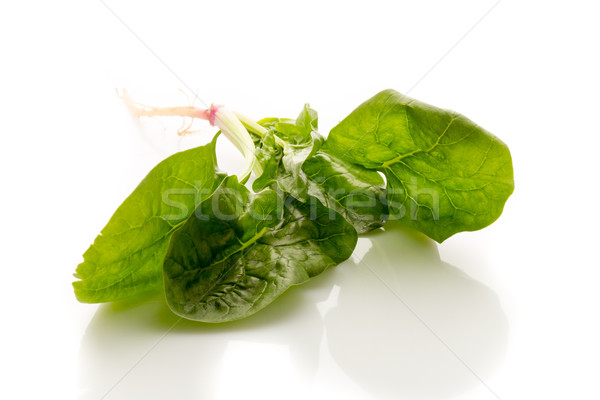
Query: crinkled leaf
[[251, 126, 282, 190], [253, 105, 323, 201], [253, 106, 387, 233], [268, 104, 319, 144], [325, 89, 514, 242], [73, 140, 226, 303], [303, 151, 388, 234], [163, 176, 358, 323]]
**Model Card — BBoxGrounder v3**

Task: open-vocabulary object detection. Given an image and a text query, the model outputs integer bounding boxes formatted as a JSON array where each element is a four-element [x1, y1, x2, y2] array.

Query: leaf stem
[[234, 112, 268, 138], [236, 112, 286, 148]]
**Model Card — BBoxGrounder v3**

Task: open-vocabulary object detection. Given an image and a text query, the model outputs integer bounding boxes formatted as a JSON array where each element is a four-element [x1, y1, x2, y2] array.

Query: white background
[[1, 1, 599, 399]]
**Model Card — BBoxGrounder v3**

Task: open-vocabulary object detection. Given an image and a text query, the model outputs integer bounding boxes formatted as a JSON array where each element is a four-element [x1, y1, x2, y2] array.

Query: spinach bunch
[[73, 89, 514, 322]]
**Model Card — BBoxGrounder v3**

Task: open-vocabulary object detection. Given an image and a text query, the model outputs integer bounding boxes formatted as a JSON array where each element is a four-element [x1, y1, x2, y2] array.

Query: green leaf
[[260, 103, 319, 144], [325, 89, 514, 242], [303, 151, 388, 234], [253, 105, 323, 201], [253, 106, 388, 233], [73, 139, 226, 303], [250, 125, 283, 190], [163, 176, 358, 322]]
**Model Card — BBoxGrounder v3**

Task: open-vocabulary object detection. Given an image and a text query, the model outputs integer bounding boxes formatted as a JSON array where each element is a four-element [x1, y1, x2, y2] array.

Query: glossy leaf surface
[[325, 89, 514, 242], [163, 176, 357, 322], [73, 141, 225, 302]]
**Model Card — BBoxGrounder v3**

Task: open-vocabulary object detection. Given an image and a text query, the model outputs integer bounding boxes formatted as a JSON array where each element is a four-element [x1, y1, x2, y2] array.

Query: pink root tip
[[209, 104, 223, 126]]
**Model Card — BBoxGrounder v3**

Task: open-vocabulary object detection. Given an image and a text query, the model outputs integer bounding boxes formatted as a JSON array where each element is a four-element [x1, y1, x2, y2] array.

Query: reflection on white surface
[[79, 223, 507, 400], [324, 223, 508, 399], [79, 266, 330, 399]]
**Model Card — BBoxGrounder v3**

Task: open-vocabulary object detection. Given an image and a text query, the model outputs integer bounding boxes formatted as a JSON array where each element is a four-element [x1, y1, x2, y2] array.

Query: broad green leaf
[[73, 140, 226, 303], [163, 176, 358, 322], [325, 89, 514, 242], [253, 106, 387, 233]]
